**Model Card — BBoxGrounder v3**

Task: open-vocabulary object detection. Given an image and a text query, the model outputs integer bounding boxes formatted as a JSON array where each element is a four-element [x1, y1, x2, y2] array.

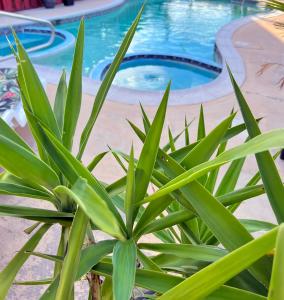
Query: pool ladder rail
[[231, 0, 246, 5], [0, 11, 55, 61]]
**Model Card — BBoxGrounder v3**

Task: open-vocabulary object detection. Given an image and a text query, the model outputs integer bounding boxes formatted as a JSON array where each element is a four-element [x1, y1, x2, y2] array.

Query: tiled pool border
[[0, 0, 127, 31], [0, 0, 281, 105], [50, 0, 128, 25], [25, 28, 75, 58], [0, 27, 75, 59]]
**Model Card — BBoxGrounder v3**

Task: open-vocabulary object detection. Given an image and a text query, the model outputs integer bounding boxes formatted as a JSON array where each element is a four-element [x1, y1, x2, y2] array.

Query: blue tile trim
[[53, 0, 129, 25], [0, 0, 129, 32], [0, 27, 75, 59]]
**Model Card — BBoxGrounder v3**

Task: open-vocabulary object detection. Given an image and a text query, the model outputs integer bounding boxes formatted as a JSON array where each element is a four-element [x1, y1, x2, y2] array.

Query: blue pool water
[[0, 32, 63, 57], [111, 58, 218, 90], [31, 0, 267, 90]]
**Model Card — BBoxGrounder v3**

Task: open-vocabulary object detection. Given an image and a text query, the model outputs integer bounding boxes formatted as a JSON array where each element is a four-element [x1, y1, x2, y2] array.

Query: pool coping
[[22, 28, 75, 59], [0, 1, 282, 106], [0, 0, 127, 30], [0, 27, 75, 68]]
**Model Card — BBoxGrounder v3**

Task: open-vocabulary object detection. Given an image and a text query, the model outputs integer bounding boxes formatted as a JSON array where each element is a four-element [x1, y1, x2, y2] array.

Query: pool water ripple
[[29, 0, 268, 90]]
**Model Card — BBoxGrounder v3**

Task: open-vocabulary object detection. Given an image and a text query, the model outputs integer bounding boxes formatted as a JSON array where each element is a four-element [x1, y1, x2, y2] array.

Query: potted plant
[[63, 0, 74, 6], [41, 0, 56, 8]]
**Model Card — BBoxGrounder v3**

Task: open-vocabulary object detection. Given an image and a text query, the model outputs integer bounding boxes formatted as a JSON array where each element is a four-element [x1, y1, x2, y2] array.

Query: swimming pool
[[31, 0, 267, 90], [0, 32, 60, 57], [0, 29, 75, 59]]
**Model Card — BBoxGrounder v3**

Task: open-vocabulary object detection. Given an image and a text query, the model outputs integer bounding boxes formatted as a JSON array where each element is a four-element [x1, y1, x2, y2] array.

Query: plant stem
[[54, 226, 69, 276], [86, 225, 101, 300], [87, 272, 101, 300]]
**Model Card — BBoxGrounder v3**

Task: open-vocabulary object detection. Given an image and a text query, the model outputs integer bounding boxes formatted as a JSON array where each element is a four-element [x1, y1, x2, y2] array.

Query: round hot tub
[[92, 54, 222, 91]]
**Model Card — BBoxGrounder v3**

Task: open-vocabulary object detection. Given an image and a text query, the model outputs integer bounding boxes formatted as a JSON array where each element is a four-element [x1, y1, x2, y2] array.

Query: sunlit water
[[31, 0, 267, 76], [0, 32, 63, 56], [18, 0, 267, 90], [112, 58, 217, 90]]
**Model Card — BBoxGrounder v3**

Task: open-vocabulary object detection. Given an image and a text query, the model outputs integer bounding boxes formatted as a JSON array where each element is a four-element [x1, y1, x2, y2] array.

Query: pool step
[[0, 11, 55, 62]]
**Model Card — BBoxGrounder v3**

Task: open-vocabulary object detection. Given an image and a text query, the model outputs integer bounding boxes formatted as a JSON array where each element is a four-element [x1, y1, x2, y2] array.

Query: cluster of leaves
[[0, 6, 284, 300], [267, 0, 284, 12]]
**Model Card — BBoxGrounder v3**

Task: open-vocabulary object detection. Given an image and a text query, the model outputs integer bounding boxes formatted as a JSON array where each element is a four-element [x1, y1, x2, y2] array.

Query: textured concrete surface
[[0, 8, 283, 300], [0, 0, 124, 27]]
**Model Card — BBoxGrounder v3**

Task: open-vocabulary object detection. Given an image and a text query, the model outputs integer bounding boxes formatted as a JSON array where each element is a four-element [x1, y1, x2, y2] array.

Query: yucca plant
[[0, 5, 284, 300], [267, 0, 284, 12]]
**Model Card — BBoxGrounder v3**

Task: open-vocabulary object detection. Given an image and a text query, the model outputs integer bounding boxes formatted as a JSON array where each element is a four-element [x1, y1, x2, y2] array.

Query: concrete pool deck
[[0, 0, 125, 27], [0, 1, 284, 298]]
